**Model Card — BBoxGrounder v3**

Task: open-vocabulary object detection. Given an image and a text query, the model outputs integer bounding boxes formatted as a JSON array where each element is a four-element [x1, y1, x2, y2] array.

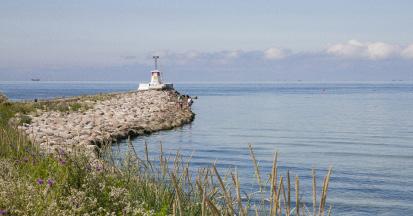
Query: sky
[[1, 0, 413, 81]]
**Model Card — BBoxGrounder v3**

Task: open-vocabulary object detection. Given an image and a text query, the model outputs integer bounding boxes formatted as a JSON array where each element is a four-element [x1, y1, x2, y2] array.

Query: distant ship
[[31, 78, 40, 81]]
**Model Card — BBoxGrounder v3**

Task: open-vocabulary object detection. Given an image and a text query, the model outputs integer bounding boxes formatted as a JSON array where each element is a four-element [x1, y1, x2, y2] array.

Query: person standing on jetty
[[187, 97, 193, 109], [178, 95, 184, 109], [177, 94, 193, 110]]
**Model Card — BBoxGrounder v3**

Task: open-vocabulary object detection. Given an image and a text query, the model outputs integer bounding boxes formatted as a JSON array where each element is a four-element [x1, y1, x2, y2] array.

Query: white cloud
[[326, 40, 365, 59], [264, 48, 286, 60], [327, 40, 400, 60], [146, 42, 412, 66], [367, 42, 399, 60], [401, 44, 413, 59]]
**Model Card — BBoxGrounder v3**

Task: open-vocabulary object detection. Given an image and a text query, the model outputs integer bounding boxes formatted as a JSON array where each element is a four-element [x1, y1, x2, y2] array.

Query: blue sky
[[1, 0, 413, 81]]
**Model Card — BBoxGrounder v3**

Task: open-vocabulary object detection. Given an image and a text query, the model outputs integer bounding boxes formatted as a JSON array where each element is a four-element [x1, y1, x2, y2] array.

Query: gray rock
[[20, 90, 195, 157]]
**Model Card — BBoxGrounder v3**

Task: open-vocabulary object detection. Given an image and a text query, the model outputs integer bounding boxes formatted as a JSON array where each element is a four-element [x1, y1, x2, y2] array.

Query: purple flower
[[58, 148, 65, 156], [37, 178, 44, 185], [23, 157, 29, 163], [0, 209, 7, 215], [58, 158, 66, 165], [47, 179, 55, 187]]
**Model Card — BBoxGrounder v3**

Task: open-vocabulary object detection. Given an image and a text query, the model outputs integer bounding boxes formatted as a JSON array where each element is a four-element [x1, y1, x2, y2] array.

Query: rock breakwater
[[19, 90, 195, 156]]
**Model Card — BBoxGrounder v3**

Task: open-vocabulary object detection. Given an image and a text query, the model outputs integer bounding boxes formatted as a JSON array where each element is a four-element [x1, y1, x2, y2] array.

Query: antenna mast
[[153, 56, 159, 70]]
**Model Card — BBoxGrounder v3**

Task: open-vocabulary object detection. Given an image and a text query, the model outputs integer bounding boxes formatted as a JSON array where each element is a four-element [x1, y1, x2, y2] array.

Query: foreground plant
[[105, 140, 333, 216]]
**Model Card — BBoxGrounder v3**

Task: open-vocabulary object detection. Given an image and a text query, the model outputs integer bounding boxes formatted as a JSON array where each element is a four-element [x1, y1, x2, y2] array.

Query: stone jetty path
[[19, 90, 195, 156]]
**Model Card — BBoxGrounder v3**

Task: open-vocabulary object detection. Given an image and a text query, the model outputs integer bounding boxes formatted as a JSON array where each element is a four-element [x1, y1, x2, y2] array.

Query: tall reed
[[105, 139, 333, 215]]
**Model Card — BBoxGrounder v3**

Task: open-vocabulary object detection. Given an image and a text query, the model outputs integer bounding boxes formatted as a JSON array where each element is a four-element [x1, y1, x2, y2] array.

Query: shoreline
[[17, 89, 195, 157]]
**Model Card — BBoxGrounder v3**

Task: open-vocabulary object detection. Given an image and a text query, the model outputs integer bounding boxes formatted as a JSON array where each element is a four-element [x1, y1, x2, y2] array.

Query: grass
[[1, 92, 115, 117], [0, 101, 333, 215]]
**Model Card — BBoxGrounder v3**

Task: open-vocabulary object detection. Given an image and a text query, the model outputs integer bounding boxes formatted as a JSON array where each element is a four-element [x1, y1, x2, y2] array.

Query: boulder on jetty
[[19, 90, 195, 157]]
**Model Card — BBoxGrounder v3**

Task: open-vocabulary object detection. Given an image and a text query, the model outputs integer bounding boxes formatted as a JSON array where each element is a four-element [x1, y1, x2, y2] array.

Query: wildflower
[[47, 179, 55, 187], [58, 148, 65, 156], [0, 209, 7, 215], [59, 158, 66, 165], [23, 157, 29, 163], [37, 178, 44, 185]]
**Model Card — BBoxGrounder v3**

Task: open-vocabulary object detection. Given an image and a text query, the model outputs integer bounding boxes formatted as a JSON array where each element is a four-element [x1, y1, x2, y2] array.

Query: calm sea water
[[2, 81, 413, 215]]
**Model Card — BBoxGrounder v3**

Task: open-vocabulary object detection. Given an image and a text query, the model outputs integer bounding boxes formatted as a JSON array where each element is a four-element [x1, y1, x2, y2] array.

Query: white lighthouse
[[138, 56, 173, 91]]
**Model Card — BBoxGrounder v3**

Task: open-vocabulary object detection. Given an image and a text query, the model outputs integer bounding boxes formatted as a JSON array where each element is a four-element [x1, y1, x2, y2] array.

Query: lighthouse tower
[[138, 56, 173, 91], [150, 56, 162, 85]]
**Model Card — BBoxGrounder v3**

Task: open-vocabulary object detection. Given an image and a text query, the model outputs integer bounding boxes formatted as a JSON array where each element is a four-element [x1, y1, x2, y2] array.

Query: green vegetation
[[0, 102, 35, 126], [0, 92, 7, 104], [0, 103, 163, 215], [30, 99, 91, 113], [1, 92, 116, 118], [0, 101, 333, 215]]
